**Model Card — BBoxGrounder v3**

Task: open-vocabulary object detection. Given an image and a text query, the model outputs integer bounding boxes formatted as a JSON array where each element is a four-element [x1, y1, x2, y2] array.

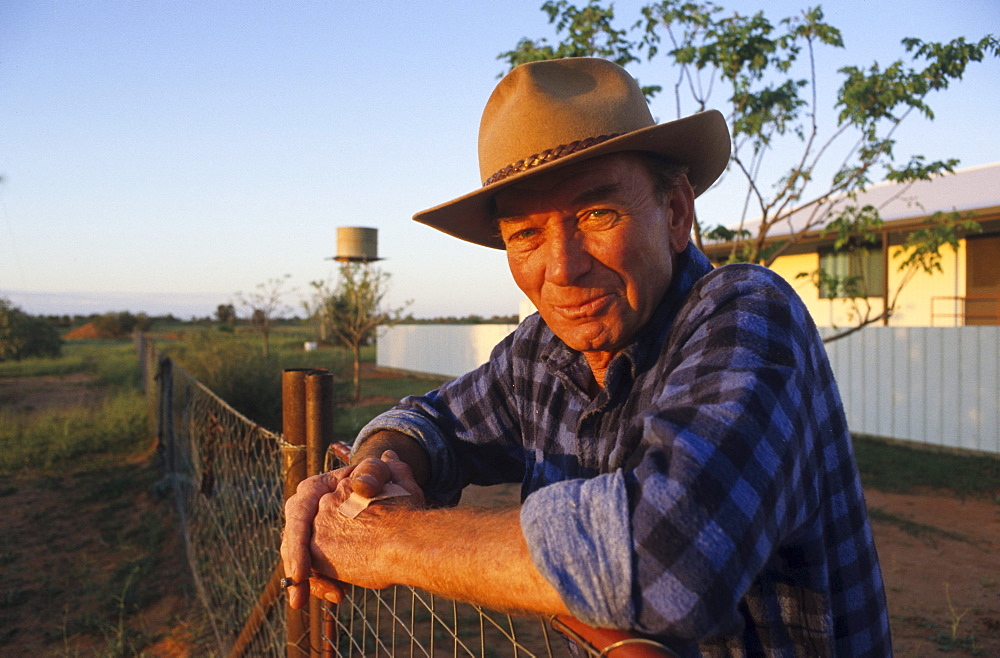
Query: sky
[[2, 0, 999, 320]]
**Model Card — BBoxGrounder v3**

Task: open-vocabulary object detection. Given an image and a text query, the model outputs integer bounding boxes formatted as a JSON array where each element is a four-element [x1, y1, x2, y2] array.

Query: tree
[[0, 298, 62, 361], [308, 263, 409, 402], [215, 303, 236, 330], [91, 311, 151, 339], [236, 274, 293, 358], [502, 1, 998, 337]]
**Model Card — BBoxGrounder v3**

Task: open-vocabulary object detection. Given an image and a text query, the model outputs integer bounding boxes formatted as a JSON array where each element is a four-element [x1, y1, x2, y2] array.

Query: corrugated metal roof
[[848, 161, 1000, 221], [706, 162, 1000, 246]]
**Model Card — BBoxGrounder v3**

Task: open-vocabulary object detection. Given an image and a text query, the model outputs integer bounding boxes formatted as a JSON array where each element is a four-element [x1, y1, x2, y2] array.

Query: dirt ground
[[1, 374, 997, 656]]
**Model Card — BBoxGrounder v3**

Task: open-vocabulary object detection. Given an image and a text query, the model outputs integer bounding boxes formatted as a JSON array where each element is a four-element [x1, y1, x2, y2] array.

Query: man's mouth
[[550, 293, 616, 319]]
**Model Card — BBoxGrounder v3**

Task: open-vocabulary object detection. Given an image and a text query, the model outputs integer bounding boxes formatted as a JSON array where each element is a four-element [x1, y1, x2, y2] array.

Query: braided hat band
[[482, 134, 622, 188]]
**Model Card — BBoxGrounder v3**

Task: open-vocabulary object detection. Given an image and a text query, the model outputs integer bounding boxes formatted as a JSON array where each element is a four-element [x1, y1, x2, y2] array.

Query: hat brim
[[413, 109, 730, 250]]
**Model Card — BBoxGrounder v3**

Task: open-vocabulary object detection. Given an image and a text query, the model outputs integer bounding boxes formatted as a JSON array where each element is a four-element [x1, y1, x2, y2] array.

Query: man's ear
[[667, 176, 695, 254]]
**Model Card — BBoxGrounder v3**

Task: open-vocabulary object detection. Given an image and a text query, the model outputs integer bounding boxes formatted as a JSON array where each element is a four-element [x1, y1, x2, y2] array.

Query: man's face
[[494, 152, 692, 360]]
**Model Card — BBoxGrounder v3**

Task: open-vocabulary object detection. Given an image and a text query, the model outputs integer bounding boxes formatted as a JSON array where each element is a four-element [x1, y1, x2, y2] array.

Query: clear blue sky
[[2, 0, 998, 319]]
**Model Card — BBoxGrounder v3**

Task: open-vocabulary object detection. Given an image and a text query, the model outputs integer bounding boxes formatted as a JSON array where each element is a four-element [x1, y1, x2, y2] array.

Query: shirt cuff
[[353, 409, 463, 504], [520, 471, 634, 629]]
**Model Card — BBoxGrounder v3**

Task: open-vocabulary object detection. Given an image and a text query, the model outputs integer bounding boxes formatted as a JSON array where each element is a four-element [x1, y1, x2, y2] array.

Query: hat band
[[482, 133, 622, 187]]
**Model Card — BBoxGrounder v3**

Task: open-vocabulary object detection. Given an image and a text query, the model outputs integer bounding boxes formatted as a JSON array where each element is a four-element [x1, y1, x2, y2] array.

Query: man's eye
[[582, 209, 618, 226], [507, 227, 539, 242]]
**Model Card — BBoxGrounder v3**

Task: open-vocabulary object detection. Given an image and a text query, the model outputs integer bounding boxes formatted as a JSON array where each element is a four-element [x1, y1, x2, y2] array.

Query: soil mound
[[65, 322, 101, 339]]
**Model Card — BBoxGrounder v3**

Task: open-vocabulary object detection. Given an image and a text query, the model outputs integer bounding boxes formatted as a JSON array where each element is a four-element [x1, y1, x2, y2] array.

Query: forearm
[[314, 500, 570, 618], [378, 505, 569, 617]]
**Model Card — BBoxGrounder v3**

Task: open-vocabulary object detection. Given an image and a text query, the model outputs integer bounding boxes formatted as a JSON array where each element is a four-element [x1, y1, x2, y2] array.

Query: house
[[700, 162, 1000, 328]]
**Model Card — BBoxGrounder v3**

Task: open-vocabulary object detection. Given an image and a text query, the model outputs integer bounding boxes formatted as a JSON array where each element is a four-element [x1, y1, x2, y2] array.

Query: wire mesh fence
[[139, 334, 290, 656], [137, 334, 677, 657]]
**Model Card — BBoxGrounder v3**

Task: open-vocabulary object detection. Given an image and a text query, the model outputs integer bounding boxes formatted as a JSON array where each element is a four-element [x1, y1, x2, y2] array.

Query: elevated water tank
[[334, 226, 382, 262]]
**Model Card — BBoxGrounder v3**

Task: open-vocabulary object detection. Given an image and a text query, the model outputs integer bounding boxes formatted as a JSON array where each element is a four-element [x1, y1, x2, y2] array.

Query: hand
[[281, 466, 353, 609], [309, 451, 426, 592], [281, 451, 424, 609]]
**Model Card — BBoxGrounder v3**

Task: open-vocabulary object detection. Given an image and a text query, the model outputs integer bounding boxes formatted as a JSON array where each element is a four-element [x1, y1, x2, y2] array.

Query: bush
[[165, 331, 285, 431], [0, 298, 62, 361], [92, 311, 152, 339]]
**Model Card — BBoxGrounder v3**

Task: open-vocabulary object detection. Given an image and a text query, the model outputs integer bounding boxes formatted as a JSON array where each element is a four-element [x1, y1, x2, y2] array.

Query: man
[[282, 58, 892, 656]]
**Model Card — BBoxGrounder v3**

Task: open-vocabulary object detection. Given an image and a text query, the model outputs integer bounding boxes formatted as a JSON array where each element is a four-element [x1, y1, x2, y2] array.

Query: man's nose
[[545, 228, 591, 285]]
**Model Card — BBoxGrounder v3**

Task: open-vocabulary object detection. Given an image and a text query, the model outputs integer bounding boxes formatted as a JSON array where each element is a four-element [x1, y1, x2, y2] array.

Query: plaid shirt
[[357, 245, 891, 656]]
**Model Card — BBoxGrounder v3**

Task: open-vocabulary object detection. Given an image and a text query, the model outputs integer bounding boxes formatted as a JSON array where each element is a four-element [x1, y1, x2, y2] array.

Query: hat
[[412, 57, 731, 250]]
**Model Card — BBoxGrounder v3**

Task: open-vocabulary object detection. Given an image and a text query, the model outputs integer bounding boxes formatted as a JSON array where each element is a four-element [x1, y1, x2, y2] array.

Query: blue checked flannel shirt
[[356, 244, 892, 656]]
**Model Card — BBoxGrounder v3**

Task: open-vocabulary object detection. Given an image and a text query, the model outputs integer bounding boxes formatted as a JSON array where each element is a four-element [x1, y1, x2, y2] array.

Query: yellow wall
[[765, 240, 968, 328]]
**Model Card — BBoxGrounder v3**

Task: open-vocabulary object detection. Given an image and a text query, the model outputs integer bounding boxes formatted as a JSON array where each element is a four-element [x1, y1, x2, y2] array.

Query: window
[[966, 233, 1000, 325], [818, 245, 885, 299]]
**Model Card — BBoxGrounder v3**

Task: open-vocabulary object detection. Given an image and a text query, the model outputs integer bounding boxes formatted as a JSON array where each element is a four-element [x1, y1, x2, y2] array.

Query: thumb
[[381, 450, 424, 502], [349, 456, 392, 498]]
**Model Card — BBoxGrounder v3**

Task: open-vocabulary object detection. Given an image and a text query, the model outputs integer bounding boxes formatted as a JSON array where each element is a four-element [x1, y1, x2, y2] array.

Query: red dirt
[[64, 322, 101, 340]]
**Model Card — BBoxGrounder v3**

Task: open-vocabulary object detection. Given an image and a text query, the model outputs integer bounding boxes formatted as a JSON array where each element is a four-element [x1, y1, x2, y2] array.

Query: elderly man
[[282, 58, 891, 655]]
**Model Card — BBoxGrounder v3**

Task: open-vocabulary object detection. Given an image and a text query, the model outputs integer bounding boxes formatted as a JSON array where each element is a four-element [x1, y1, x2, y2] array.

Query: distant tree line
[[400, 314, 520, 325], [90, 311, 153, 338]]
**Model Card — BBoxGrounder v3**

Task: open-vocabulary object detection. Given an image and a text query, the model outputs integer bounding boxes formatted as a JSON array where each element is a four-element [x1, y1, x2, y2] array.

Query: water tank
[[335, 226, 381, 262]]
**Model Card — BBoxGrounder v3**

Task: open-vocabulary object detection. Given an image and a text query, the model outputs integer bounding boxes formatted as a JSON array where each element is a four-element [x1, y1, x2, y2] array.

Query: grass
[[0, 340, 150, 474], [852, 434, 1000, 498], [0, 340, 141, 382], [0, 391, 149, 473], [334, 371, 449, 441], [0, 336, 183, 654], [158, 328, 355, 431]]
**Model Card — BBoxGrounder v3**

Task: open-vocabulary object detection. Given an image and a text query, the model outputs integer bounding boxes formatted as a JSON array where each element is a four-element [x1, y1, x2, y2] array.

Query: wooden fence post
[[158, 356, 174, 477], [282, 369, 311, 657]]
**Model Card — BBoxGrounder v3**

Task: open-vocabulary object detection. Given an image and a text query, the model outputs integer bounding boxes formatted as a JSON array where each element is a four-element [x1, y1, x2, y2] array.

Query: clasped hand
[[280, 450, 425, 609]]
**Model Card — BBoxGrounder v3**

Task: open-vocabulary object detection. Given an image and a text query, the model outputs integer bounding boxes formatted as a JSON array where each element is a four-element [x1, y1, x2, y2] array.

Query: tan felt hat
[[412, 57, 731, 250]]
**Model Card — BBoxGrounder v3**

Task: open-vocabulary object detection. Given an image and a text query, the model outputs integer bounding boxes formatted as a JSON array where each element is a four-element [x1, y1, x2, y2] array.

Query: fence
[[820, 326, 1000, 455], [137, 334, 678, 657], [376, 324, 1000, 456], [138, 334, 290, 655], [376, 324, 520, 379]]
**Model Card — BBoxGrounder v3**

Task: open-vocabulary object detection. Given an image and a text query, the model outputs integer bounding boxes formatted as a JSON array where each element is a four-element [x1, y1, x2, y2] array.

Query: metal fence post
[[282, 369, 311, 657], [306, 370, 335, 658]]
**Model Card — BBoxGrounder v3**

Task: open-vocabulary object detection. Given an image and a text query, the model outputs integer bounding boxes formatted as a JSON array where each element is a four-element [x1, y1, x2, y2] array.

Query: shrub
[[0, 298, 62, 361]]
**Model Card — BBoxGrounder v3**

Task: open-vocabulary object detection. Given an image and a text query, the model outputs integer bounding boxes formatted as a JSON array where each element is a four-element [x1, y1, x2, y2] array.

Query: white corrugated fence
[[377, 324, 1000, 455]]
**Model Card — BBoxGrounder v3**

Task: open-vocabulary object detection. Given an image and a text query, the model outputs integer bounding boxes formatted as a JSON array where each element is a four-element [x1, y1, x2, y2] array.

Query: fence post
[[305, 371, 334, 477], [306, 371, 335, 658], [282, 369, 311, 657], [158, 356, 174, 477]]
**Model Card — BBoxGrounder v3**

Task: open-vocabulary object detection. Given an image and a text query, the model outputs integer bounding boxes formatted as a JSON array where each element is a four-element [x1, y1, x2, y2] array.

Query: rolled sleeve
[[520, 470, 634, 629], [354, 408, 464, 504]]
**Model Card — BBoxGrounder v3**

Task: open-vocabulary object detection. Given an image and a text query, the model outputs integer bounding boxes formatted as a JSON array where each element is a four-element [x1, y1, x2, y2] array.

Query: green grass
[[0, 340, 151, 474], [0, 340, 142, 389], [852, 434, 1000, 498], [0, 390, 150, 473]]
